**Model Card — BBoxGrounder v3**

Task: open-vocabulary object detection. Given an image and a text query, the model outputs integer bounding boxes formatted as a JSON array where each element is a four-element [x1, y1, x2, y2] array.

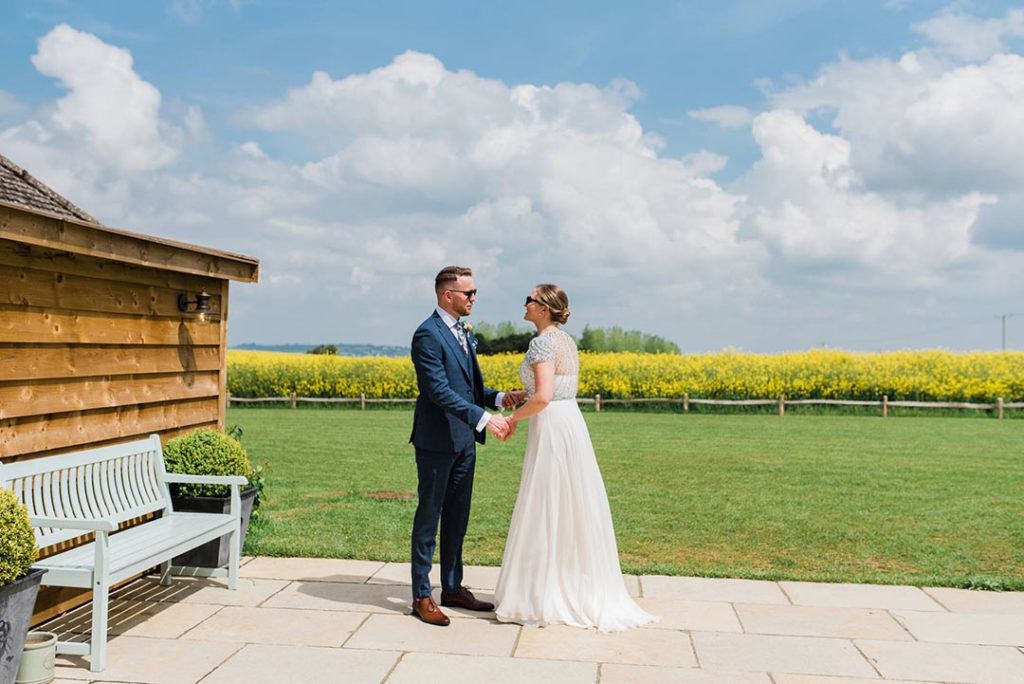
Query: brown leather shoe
[[412, 596, 450, 626], [440, 586, 495, 612]]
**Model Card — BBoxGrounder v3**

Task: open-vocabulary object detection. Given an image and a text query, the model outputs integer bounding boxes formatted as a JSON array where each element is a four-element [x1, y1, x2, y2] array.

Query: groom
[[409, 266, 522, 626]]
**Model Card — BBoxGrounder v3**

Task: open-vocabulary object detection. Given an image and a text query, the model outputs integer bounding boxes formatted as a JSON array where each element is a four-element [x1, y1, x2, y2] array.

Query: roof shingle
[[0, 152, 99, 224]]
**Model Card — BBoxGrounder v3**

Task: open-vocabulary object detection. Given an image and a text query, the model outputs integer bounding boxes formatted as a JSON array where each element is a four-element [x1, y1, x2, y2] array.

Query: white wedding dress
[[494, 329, 657, 632]]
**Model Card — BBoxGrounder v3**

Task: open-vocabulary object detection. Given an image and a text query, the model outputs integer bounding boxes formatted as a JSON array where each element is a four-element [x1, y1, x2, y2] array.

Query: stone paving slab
[[857, 638, 1024, 683], [182, 605, 368, 647], [239, 556, 385, 582], [45, 599, 221, 639], [780, 581, 944, 611], [262, 579, 411, 614], [112, 576, 288, 607], [924, 586, 1024, 614], [641, 575, 790, 604], [345, 613, 521, 656], [691, 632, 877, 678], [54, 636, 241, 683], [735, 603, 912, 640], [386, 652, 597, 684], [514, 624, 696, 667], [200, 644, 398, 684], [891, 608, 1024, 646], [600, 664, 771, 683], [633, 597, 743, 632]]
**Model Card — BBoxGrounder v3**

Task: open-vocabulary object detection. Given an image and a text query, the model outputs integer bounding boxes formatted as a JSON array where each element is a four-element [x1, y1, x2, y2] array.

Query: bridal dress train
[[494, 329, 657, 632]]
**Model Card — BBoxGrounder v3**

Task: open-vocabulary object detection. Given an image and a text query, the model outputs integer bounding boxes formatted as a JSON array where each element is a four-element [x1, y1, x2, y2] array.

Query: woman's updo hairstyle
[[534, 284, 570, 325]]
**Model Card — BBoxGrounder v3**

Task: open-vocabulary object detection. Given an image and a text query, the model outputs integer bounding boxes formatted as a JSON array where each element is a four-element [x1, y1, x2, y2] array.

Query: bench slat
[[36, 513, 236, 588]]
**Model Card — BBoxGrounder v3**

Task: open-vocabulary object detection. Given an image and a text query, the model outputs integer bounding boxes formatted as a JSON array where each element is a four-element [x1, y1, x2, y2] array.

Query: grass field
[[230, 408, 1024, 589]]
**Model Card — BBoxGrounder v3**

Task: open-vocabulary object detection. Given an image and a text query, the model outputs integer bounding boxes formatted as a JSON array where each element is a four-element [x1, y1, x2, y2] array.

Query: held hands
[[502, 390, 527, 409], [486, 414, 512, 441]]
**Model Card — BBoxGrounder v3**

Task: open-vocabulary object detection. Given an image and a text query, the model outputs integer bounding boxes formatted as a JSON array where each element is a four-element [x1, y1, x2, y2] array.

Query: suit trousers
[[411, 446, 476, 599]]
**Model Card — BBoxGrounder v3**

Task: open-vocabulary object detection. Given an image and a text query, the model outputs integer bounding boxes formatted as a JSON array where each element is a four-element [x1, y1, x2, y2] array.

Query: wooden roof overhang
[[0, 199, 259, 283]]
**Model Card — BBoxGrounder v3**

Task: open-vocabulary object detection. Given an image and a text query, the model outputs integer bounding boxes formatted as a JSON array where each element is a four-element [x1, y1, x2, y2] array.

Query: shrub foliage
[[0, 488, 37, 585], [164, 429, 252, 498]]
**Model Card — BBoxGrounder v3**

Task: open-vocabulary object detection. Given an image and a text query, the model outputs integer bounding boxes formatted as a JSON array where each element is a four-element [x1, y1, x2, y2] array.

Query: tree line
[[307, 323, 679, 356]]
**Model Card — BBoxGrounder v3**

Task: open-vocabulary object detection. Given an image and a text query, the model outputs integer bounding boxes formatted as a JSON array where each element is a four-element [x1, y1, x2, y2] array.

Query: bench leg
[[90, 577, 110, 672], [228, 525, 240, 590], [159, 560, 173, 586]]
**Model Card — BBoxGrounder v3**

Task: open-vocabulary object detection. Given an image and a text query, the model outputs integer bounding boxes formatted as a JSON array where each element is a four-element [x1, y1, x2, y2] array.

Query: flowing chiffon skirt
[[494, 400, 657, 632]]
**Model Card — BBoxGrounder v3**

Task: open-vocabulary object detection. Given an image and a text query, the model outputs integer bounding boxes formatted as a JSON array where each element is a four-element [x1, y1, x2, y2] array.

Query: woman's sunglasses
[[525, 296, 541, 306]]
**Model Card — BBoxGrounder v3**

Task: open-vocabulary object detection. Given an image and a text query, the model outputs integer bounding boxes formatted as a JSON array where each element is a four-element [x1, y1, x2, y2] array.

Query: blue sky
[[2, 1, 1024, 350]]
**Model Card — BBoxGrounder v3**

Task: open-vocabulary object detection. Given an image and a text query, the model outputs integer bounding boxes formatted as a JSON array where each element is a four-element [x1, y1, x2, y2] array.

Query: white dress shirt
[[435, 307, 504, 432]]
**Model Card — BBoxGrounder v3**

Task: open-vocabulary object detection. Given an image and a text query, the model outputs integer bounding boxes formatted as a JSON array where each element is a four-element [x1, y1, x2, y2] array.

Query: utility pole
[[997, 313, 1019, 351]]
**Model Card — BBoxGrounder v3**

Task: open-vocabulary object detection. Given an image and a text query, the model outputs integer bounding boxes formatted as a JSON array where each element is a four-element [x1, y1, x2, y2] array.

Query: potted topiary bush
[[0, 488, 42, 683], [164, 429, 261, 569]]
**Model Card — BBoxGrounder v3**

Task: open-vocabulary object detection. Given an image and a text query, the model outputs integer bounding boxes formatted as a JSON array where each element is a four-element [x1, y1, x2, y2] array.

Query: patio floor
[[43, 556, 1024, 684]]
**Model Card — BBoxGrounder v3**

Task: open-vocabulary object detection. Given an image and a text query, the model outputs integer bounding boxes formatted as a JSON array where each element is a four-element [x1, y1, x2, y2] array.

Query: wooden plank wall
[[0, 238, 231, 623], [0, 238, 227, 460]]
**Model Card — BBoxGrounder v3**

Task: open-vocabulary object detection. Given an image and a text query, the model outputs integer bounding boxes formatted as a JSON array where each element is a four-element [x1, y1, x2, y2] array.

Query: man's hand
[[502, 390, 526, 409], [486, 414, 511, 440]]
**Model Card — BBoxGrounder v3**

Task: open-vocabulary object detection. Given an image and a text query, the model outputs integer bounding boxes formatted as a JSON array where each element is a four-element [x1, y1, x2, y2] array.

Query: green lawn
[[231, 408, 1024, 589]]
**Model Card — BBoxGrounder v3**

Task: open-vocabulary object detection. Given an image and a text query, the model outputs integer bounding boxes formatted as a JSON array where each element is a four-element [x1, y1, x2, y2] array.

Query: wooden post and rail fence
[[227, 393, 1022, 418]]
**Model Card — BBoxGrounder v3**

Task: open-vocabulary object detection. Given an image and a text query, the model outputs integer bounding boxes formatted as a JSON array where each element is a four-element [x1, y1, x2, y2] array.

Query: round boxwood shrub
[[0, 488, 38, 585], [164, 429, 252, 498]]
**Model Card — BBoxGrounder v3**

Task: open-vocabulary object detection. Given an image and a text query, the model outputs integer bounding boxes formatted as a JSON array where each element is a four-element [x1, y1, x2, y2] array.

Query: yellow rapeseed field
[[228, 349, 1024, 401]]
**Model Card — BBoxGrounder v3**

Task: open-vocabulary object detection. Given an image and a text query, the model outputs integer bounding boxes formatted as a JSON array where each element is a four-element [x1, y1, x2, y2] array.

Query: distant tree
[[308, 344, 338, 355], [578, 325, 679, 354]]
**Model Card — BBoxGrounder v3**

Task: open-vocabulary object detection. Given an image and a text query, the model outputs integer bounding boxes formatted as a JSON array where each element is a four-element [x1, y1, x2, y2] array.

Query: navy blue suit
[[409, 311, 499, 599]]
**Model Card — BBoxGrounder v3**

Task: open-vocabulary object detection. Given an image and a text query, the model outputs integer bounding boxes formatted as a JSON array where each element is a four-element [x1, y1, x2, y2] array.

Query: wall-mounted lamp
[[178, 291, 216, 324]]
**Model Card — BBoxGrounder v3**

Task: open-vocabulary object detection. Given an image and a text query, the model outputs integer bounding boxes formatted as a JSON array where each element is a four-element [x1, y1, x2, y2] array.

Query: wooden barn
[[0, 152, 259, 619]]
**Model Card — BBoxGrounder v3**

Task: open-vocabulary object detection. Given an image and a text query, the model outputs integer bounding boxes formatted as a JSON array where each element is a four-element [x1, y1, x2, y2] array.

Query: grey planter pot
[[170, 486, 257, 568], [0, 568, 45, 684]]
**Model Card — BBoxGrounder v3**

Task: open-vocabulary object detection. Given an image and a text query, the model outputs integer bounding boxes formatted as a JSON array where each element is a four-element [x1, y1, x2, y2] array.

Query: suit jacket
[[409, 311, 499, 454]]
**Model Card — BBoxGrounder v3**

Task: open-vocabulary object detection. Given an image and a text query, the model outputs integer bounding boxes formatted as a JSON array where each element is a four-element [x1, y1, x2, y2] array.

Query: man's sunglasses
[[447, 289, 477, 298]]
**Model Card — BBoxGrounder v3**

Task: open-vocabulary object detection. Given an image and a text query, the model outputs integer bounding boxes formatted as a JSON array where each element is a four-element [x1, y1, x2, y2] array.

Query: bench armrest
[[30, 516, 117, 532], [164, 474, 248, 486]]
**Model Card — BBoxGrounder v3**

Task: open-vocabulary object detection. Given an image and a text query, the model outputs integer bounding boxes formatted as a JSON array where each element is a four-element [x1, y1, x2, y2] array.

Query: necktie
[[454, 321, 469, 356]]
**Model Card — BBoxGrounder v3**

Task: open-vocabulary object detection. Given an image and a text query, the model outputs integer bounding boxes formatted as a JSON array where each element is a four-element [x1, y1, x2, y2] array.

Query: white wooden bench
[[0, 434, 245, 672]]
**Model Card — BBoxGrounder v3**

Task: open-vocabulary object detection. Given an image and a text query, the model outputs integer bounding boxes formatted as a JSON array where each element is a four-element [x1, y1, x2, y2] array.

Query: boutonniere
[[463, 322, 474, 334]]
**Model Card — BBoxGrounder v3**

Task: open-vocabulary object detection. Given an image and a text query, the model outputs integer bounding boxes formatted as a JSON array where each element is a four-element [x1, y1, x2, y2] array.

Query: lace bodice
[[519, 329, 579, 400]]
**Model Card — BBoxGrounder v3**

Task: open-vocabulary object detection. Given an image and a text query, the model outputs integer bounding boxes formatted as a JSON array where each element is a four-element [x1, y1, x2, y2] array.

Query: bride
[[493, 284, 657, 632]]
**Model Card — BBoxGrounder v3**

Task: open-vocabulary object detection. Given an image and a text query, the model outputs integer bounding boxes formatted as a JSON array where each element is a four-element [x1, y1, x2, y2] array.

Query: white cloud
[[28, 24, 179, 171], [681, 150, 729, 176], [688, 105, 754, 128], [736, 110, 994, 280], [764, 43, 1024, 253], [913, 6, 1024, 61]]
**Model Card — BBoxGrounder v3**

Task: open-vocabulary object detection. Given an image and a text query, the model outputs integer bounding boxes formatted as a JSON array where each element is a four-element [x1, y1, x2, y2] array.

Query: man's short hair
[[435, 266, 473, 295]]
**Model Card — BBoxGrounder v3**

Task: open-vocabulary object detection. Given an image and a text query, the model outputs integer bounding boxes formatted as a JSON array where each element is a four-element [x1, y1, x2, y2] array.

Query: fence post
[[290, 392, 297, 409], [683, 393, 689, 414], [360, 393, 366, 411], [998, 397, 1004, 420], [882, 395, 888, 418], [594, 394, 602, 413], [778, 395, 785, 417]]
